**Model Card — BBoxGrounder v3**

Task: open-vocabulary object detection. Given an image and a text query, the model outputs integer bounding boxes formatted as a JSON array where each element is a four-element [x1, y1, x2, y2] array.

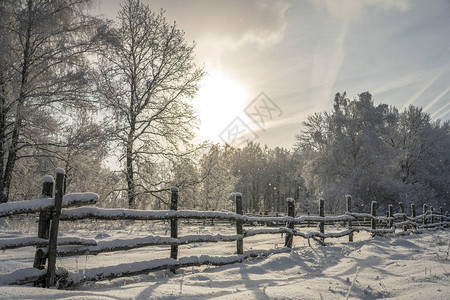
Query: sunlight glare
[[194, 69, 248, 142]]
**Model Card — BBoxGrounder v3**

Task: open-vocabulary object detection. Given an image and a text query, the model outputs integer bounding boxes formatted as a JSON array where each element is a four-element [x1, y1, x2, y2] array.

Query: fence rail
[[0, 169, 449, 288], [0, 193, 98, 218]]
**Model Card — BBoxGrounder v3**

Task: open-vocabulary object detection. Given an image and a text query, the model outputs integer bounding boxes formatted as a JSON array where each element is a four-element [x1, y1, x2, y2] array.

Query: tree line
[[1, 1, 448, 215], [174, 92, 449, 214], [295, 92, 449, 213]]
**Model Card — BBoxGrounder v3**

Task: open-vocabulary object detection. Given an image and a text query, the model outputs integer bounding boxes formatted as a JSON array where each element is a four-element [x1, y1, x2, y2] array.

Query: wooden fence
[[0, 169, 449, 289]]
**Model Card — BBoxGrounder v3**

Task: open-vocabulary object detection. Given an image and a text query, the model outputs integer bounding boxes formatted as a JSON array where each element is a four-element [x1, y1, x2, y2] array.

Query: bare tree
[[96, 0, 205, 208]]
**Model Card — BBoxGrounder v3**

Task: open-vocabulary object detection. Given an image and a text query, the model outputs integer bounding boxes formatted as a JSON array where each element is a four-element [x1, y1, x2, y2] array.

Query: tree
[[264, 147, 304, 213], [172, 157, 201, 210], [96, 0, 205, 208], [232, 142, 267, 213], [295, 92, 450, 212], [199, 144, 237, 211], [393, 106, 450, 207], [0, 0, 99, 203], [295, 92, 399, 212], [59, 110, 110, 193], [0, 0, 16, 202]]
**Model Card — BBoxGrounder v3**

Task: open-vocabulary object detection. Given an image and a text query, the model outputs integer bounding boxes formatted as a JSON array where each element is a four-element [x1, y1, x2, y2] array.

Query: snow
[[0, 221, 449, 299], [65, 248, 292, 287], [41, 175, 54, 184], [0, 193, 99, 218], [170, 187, 179, 193], [55, 168, 65, 175], [60, 207, 244, 221], [0, 268, 47, 285], [0, 236, 97, 250], [0, 267, 68, 286], [54, 234, 243, 257], [59, 207, 359, 224], [0, 237, 48, 250], [62, 193, 99, 205]]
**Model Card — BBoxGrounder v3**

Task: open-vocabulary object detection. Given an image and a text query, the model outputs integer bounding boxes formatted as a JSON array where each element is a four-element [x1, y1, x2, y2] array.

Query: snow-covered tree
[[393, 106, 450, 207], [295, 92, 449, 213], [0, 0, 99, 203], [199, 144, 237, 211], [96, 0, 205, 208]]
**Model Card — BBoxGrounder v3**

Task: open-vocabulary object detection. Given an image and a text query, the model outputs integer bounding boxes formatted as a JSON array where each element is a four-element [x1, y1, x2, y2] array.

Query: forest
[[1, 0, 449, 216]]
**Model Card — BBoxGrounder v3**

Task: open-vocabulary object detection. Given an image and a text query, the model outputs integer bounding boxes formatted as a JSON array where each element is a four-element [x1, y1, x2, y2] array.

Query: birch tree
[[96, 0, 205, 208]]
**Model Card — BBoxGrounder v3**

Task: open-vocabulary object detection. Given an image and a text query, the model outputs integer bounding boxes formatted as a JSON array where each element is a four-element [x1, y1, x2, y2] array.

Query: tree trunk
[[126, 128, 135, 208], [1, 0, 32, 203], [0, 71, 6, 200]]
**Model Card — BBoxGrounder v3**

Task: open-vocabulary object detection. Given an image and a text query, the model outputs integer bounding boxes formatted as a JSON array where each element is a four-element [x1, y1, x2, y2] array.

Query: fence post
[[46, 169, 65, 288], [447, 211, 450, 228], [430, 206, 434, 224], [285, 198, 295, 248], [388, 204, 393, 228], [371, 201, 377, 231], [33, 176, 54, 271], [411, 204, 416, 229], [319, 198, 325, 243], [170, 187, 178, 260], [235, 193, 243, 255], [346, 195, 353, 242], [440, 207, 444, 223], [399, 202, 407, 231], [423, 204, 428, 226]]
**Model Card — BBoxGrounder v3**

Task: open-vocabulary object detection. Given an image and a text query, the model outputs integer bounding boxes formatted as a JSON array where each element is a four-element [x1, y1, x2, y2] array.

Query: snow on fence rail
[[0, 237, 97, 250], [0, 193, 98, 218], [0, 169, 449, 289]]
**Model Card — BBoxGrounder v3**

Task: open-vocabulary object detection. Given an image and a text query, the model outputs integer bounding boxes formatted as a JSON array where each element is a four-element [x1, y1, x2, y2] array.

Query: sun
[[194, 69, 249, 143]]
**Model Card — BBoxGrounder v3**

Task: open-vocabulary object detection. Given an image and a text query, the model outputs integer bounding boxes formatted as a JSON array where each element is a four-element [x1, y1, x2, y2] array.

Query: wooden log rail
[[55, 194, 447, 288], [3, 197, 449, 256], [32, 213, 448, 259], [0, 237, 97, 250], [62, 248, 293, 288], [0, 193, 98, 218], [51, 234, 244, 257], [58, 207, 449, 226], [57, 197, 448, 258], [1, 179, 449, 288], [59, 207, 357, 223], [0, 169, 99, 287]]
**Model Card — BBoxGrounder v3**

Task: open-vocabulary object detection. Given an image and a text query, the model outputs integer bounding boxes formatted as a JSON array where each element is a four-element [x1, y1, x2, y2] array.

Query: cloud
[[310, 0, 411, 19], [431, 100, 450, 119], [149, 0, 289, 48], [402, 63, 449, 109], [424, 88, 450, 112], [309, 21, 349, 108]]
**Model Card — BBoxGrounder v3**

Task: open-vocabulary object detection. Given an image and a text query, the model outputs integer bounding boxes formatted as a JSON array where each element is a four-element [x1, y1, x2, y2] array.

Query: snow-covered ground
[[0, 219, 449, 299]]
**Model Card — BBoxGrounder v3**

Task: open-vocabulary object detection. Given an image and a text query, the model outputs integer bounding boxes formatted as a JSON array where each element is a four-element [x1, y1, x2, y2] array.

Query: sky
[[93, 0, 450, 149]]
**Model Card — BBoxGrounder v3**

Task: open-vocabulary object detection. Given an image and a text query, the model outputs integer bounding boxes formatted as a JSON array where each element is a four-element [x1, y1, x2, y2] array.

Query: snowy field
[[0, 220, 449, 299]]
